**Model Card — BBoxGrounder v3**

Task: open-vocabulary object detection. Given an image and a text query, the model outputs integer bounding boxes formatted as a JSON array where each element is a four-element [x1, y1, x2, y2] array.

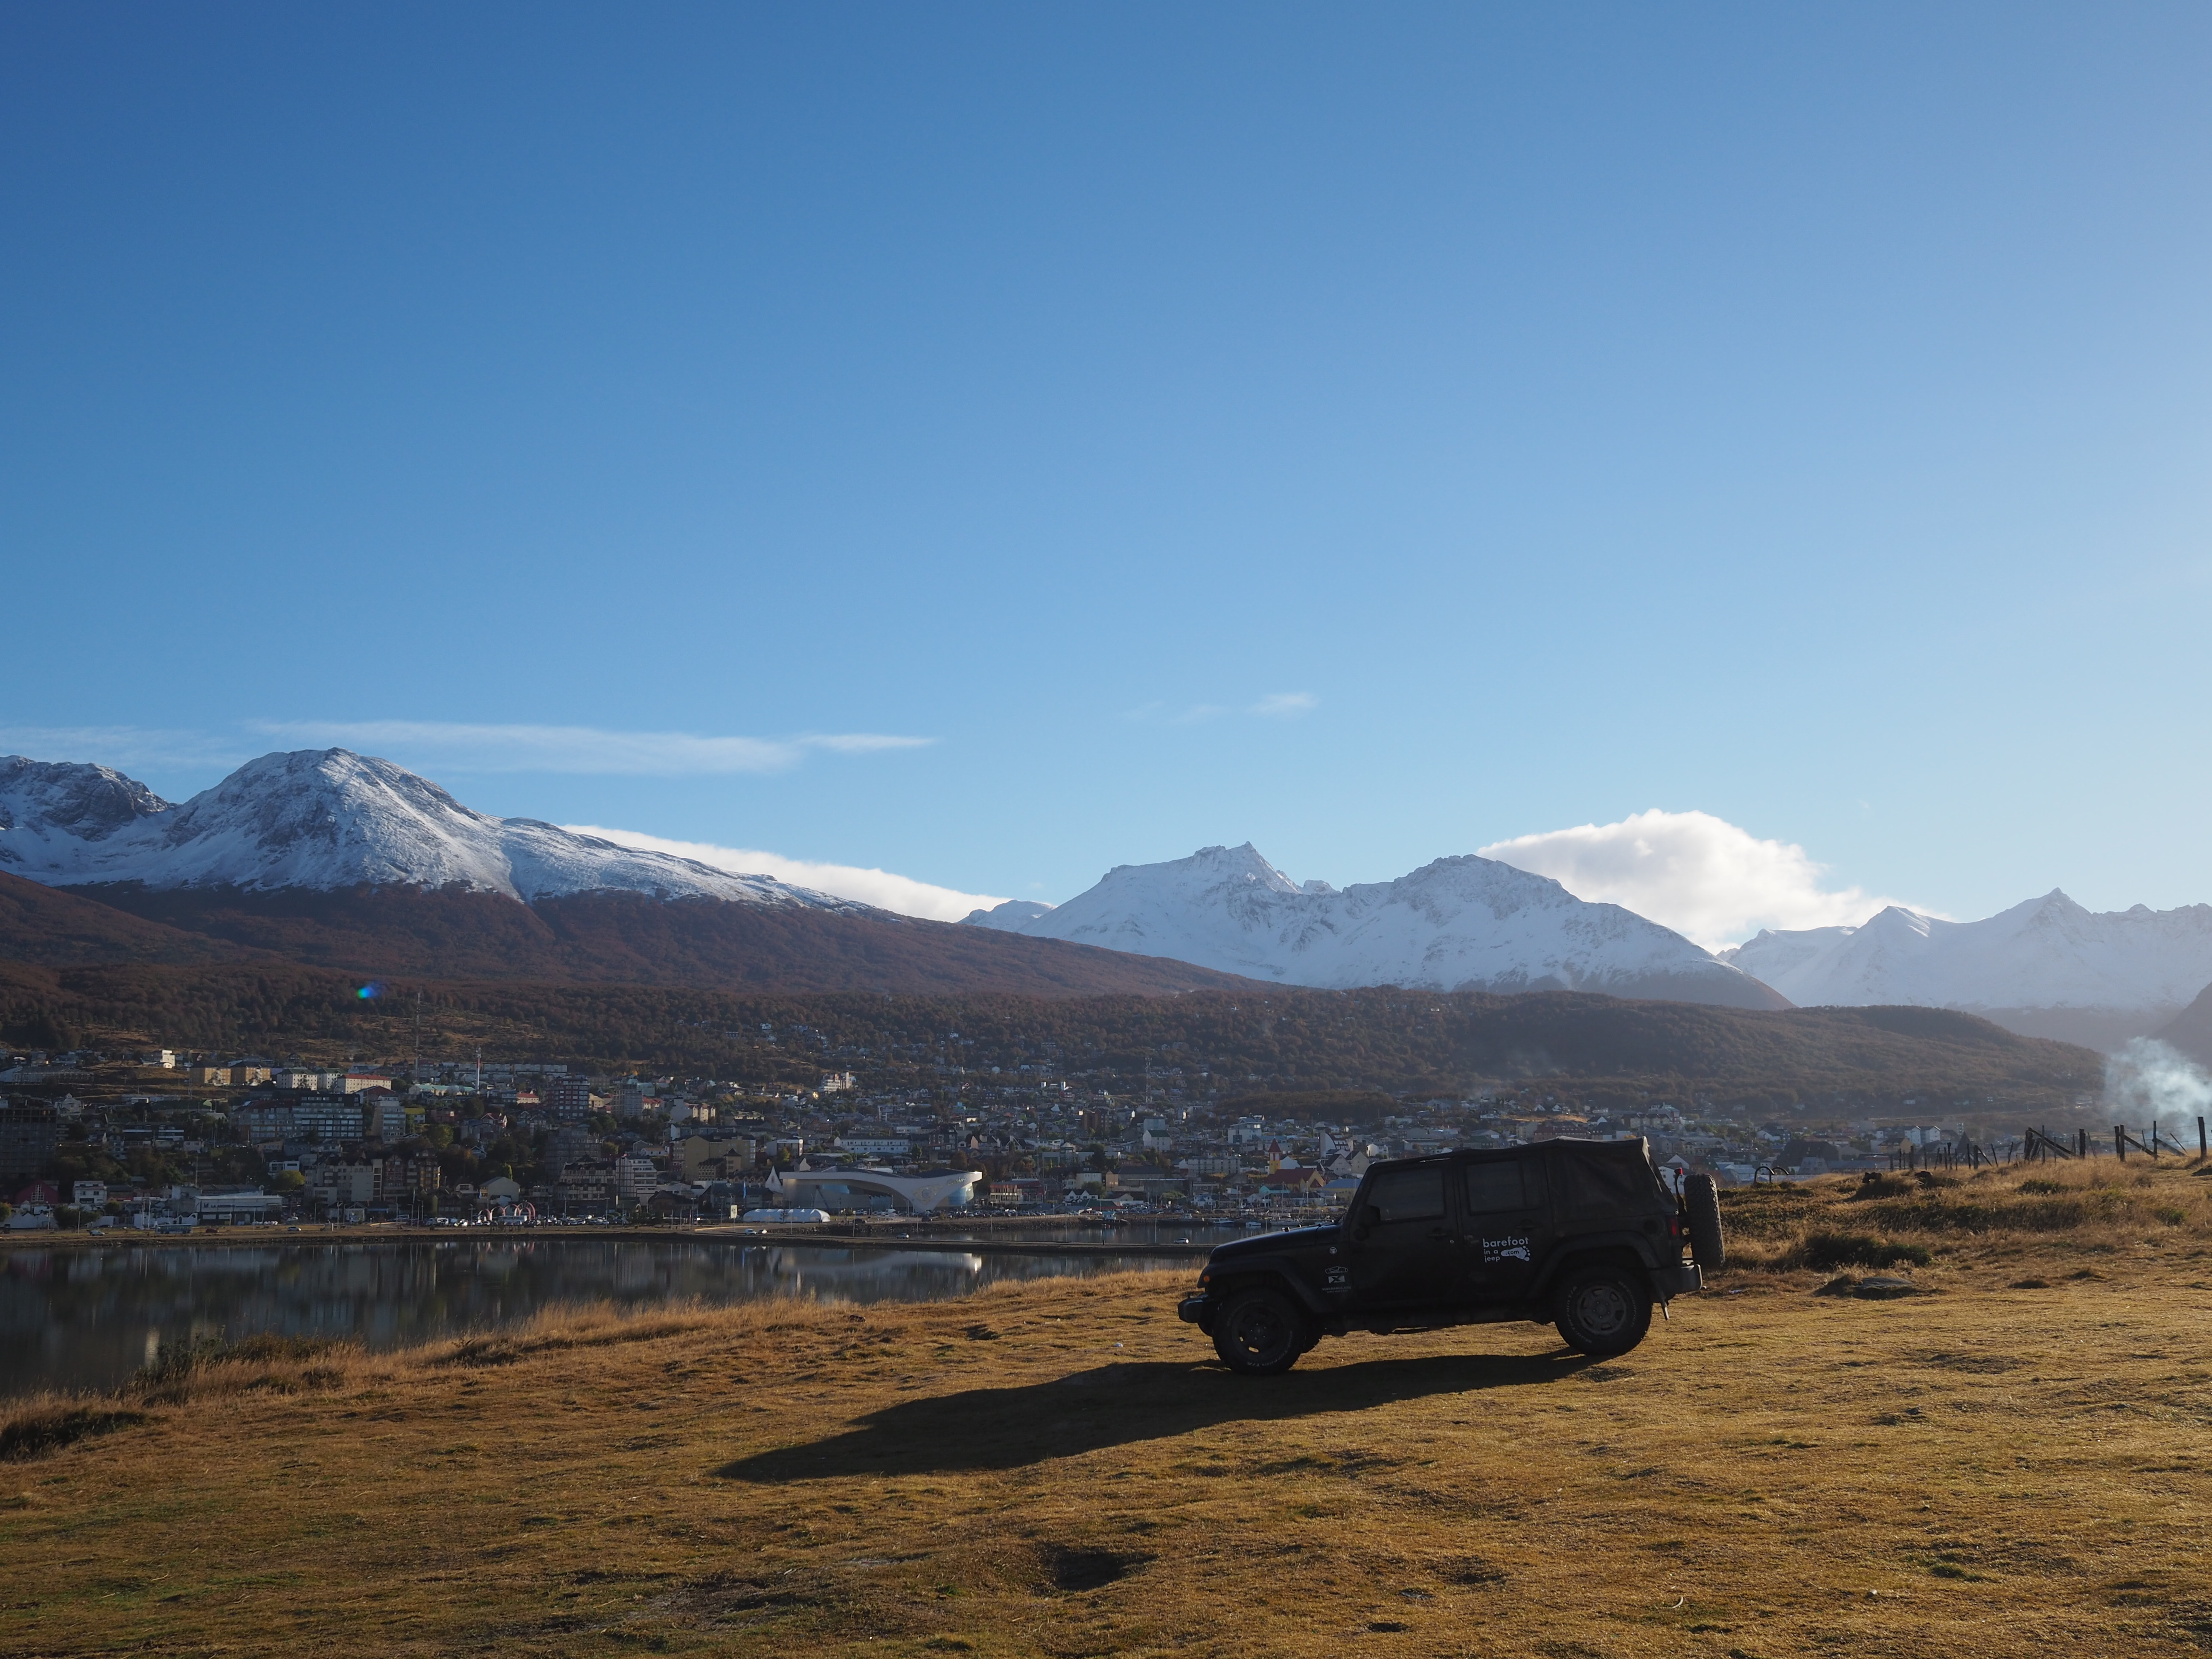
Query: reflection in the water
[[0, 1240, 1200, 1397]]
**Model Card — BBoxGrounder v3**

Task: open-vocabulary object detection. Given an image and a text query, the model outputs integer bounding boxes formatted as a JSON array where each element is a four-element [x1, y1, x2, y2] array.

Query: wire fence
[[1891, 1114, 2210, 1170]]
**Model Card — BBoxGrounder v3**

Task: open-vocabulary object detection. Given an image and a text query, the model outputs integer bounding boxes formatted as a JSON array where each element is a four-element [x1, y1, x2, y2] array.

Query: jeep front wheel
[[1211, 1286, 1308, 1375], [1553, 1265, 1653, 1358]]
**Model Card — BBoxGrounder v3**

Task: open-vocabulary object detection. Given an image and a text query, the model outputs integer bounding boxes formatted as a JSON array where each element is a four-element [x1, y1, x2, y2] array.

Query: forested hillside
[[0, 966, 2101, 1111], [9, 875, 1259, 996]]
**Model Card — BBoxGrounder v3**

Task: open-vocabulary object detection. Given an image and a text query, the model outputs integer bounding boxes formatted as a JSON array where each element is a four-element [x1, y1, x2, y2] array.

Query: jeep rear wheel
[[1212, 1286, 1308, 1375], [1554, 1264, 1653, 1358]]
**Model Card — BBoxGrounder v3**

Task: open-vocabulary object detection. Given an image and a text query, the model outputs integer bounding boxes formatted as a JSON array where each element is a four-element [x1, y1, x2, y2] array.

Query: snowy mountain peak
[[1000, 843, 1784, 1009], [0, 748, 862, 911], [139, 749, 515, 892], [1722, 890, 2212, 1048], [1863, 905, 1937, 942], [0, 757, 173, 855], [1110, 843, 1303, 896], [960, 898, 1055, 931]]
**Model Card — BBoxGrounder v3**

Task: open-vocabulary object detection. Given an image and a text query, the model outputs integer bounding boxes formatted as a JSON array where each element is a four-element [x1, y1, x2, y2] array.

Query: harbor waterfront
[[0, 1229, 1213, 1398]]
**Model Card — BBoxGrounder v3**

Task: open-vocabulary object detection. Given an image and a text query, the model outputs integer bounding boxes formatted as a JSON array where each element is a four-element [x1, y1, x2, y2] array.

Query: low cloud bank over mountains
[[1478, 808, 1917, 950]]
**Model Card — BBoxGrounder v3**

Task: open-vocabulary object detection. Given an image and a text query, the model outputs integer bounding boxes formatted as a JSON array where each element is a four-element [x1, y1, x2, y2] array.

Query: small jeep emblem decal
[[1325, 1265, 1350, 1288]]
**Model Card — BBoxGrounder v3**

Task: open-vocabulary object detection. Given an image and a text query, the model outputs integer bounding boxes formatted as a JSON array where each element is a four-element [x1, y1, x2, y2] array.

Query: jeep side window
[[1364, 1166, 1446, 1223], [1464, 1159, 1545, 1214], [1561, 1151, 1650, 1214]]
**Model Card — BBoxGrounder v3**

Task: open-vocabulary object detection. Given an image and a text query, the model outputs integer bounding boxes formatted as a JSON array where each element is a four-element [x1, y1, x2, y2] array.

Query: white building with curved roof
[[771, 1166, 981, 1213]]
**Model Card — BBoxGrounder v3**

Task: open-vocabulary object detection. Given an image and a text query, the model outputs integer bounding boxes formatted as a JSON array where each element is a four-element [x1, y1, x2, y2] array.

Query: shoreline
[[0, 1222, 1217, 1258]]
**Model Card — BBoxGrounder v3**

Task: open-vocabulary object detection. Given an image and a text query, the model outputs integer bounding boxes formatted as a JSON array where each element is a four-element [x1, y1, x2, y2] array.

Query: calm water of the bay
[[0, 1237, 1209, 1397]]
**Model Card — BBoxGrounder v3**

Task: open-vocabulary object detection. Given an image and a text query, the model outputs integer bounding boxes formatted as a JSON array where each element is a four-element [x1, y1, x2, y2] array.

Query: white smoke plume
[[2103, 1038, 2212, 1151]]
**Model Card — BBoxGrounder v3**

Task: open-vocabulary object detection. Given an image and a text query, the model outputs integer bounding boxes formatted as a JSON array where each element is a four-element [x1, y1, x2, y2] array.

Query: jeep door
[[1344, 1161, 1462, 1313], [1459, 1153, 1554, 1309]]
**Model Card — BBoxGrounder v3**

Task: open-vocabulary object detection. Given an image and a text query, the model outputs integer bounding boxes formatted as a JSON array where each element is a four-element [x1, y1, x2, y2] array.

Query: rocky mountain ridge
[[966, 842, 1787, 1011], [1721, 889, 2212, 1050], [0, 749, 852, 909]]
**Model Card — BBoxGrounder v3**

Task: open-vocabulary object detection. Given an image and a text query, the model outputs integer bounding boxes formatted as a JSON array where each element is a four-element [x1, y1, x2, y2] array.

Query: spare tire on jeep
[[1683, 1172, 1725, 1270]]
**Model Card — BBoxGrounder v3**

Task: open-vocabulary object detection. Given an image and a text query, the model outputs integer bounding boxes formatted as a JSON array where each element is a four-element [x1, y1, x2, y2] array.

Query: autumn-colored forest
[[0, 960, 2101, 1112]]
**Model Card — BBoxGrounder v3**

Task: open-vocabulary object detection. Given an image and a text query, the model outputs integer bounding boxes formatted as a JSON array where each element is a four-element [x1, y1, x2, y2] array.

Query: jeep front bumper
[[1177, 1294, 1212, 1330], [1650, 1263, 1703, 1300]]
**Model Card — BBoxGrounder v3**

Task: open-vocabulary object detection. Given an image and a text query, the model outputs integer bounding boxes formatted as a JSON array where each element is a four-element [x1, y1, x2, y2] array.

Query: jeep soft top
[[1177, 1137, 1725, 1374]]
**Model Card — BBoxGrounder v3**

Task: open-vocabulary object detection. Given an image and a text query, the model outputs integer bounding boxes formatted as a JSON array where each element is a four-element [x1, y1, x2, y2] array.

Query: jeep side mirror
[[1351, 1203, 1382, 1239]]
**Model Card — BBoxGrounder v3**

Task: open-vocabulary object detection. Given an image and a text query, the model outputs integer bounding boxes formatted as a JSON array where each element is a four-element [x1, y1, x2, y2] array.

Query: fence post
[[2199, 1116, 2207, 1161], [2116, 1126, 2125, 1162]]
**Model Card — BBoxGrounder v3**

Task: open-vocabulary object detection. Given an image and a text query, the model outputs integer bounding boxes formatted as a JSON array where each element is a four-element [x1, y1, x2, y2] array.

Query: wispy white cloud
[[0, 725, 251, 775], [249, 720, 936, 776], [1125, 692, 1320, 725], [1480, 808, 1928, 950], [795, 732, 936, 754], [567, 825, 1005, 923]]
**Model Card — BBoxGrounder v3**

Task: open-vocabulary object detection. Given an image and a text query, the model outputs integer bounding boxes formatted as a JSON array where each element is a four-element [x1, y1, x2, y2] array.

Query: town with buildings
[[0, 1022, 2025, 1233]]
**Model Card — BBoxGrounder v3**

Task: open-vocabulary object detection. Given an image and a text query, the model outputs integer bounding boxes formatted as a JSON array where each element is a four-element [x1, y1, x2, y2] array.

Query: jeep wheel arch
[[1208, 1263, 1331, 1316], [1528, 1236, 1659, 1302]]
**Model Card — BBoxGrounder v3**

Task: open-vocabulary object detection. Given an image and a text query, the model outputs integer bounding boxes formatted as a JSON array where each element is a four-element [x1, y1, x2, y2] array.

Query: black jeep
[[1178, 1138, 1724, 1374]]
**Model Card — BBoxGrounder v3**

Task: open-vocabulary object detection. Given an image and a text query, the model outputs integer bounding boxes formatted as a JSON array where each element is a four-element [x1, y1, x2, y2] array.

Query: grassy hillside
[[6, 1158, 2212, 1656]]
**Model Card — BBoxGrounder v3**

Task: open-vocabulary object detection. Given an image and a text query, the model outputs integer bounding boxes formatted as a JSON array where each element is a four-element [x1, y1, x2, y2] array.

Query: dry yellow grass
[[7, 1161, 2212, 1657]]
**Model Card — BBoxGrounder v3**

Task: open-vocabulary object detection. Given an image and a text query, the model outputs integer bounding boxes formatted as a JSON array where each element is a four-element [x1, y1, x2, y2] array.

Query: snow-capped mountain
[[0, 758, 170, 862], [1720, 891, 2212, 1049], [966, 843, 1785, 1009], [961, 899, 1055, 931], [0, 749, 859, 909]]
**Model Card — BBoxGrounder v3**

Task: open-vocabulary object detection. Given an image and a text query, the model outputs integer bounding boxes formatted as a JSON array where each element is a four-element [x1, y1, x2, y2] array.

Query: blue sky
[[4, 4, 2209, 936]]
